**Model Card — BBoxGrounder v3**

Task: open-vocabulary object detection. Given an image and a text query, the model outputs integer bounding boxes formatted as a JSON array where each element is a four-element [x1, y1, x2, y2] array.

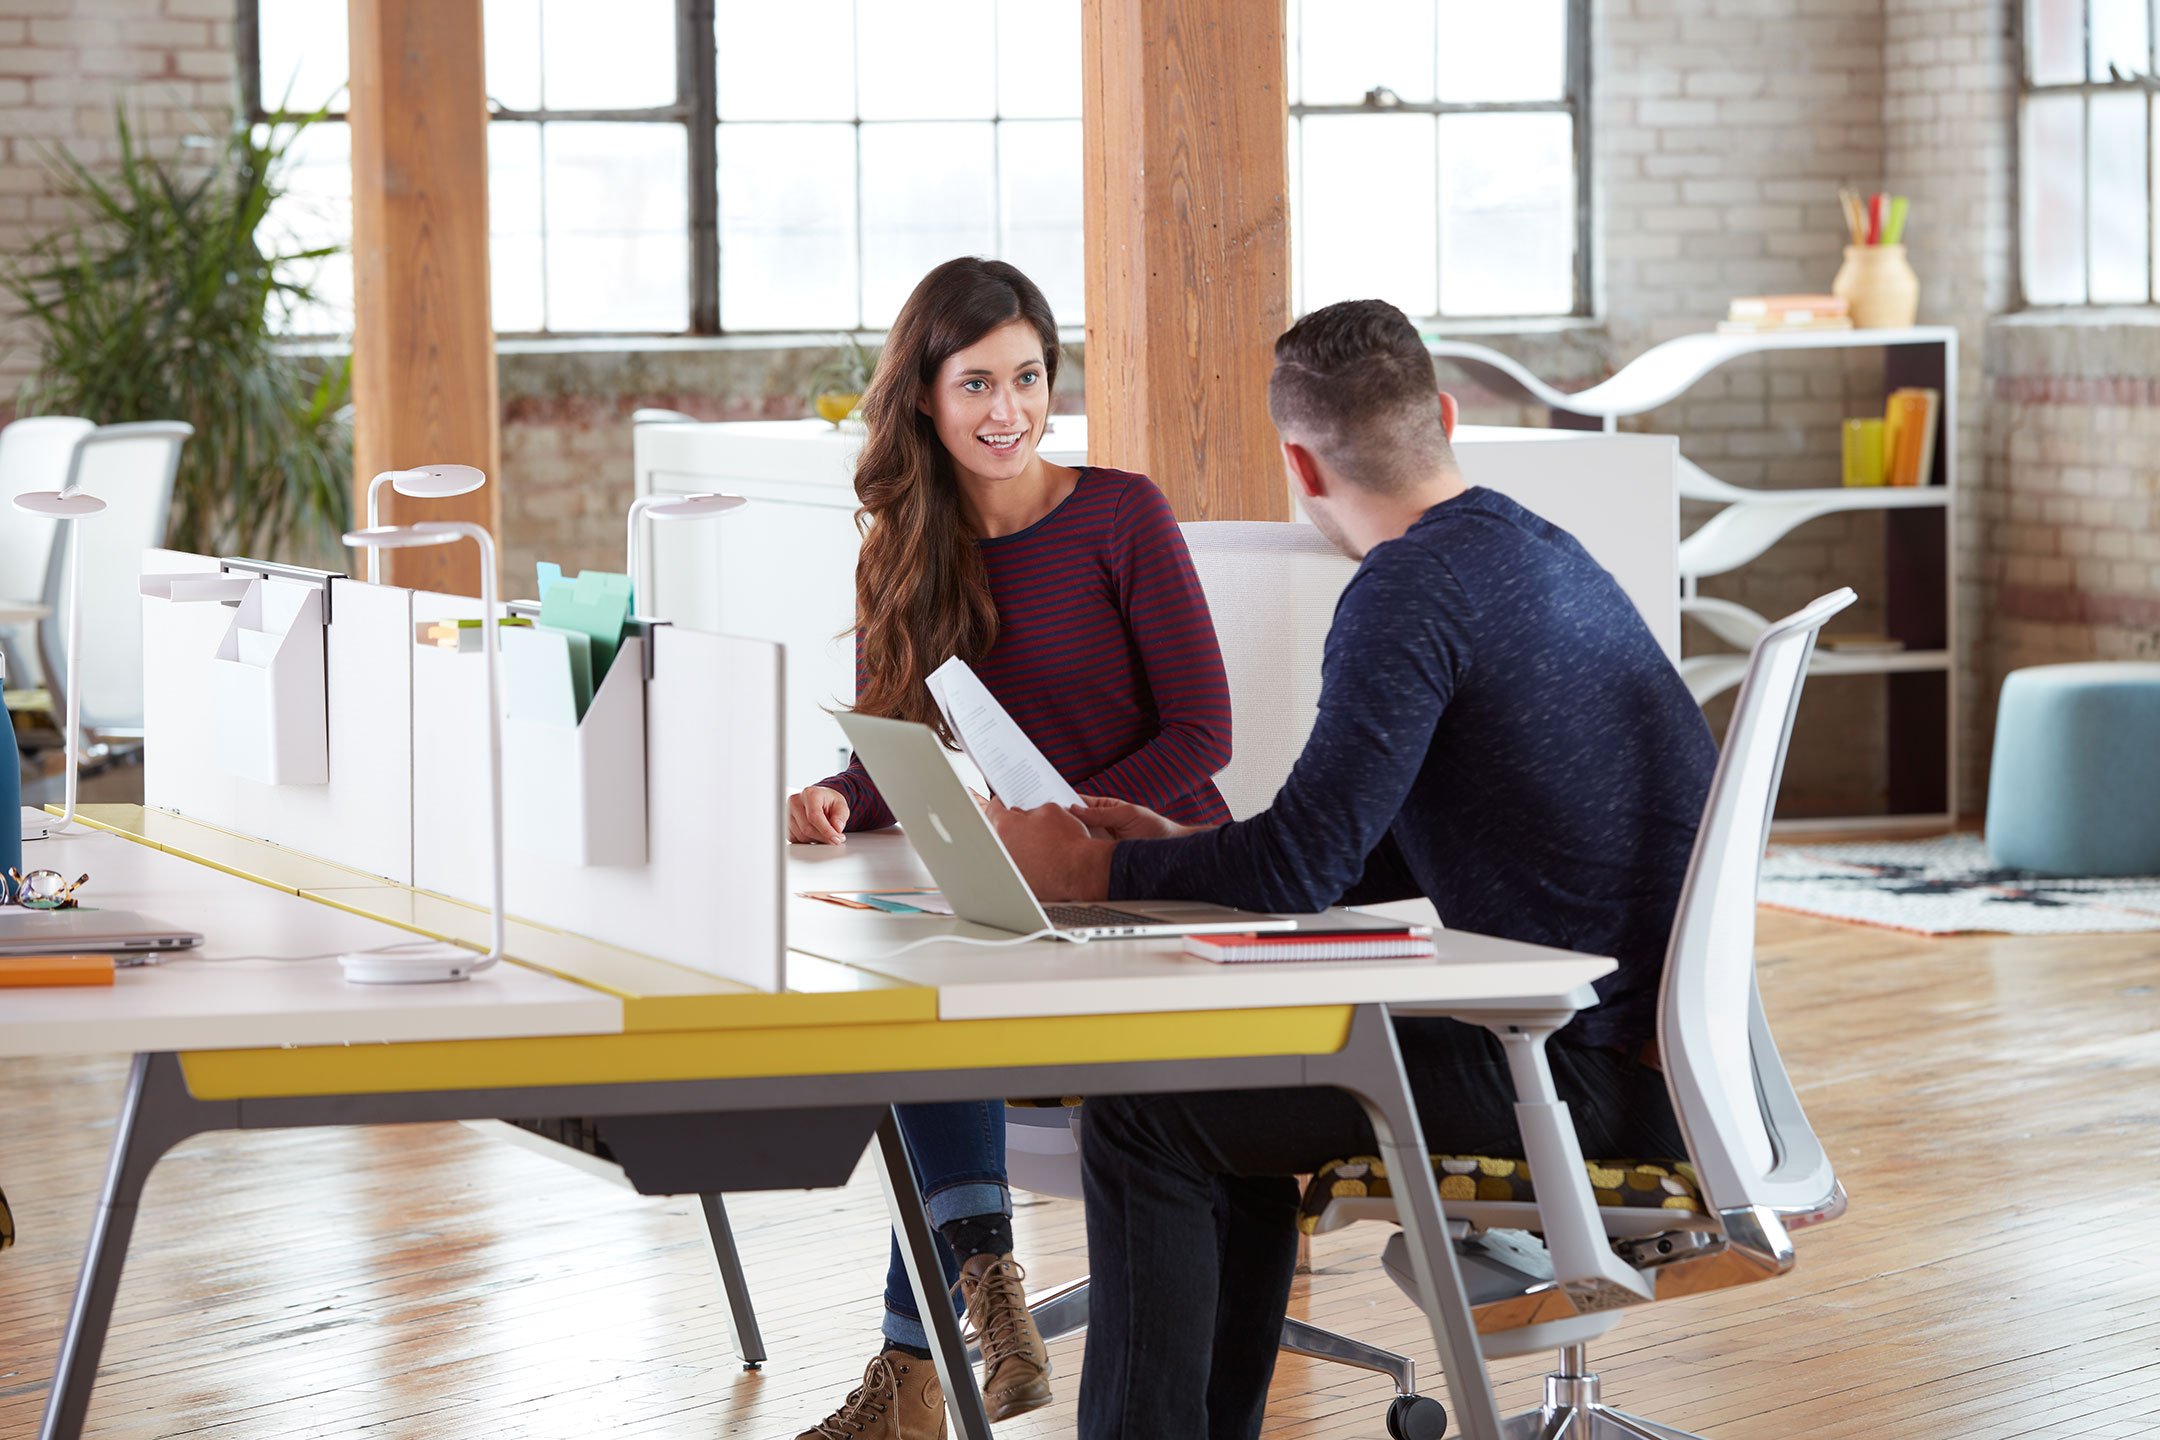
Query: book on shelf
[[1882, 387, 1940, 486], [1722, 295, 1852, 332], [1184, 931, 1437, 964], [1824, 634, 1907, 654]]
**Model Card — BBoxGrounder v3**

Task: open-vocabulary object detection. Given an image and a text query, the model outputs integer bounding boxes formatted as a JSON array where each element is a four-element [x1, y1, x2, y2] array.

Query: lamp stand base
[[340, 940, 481, 985]]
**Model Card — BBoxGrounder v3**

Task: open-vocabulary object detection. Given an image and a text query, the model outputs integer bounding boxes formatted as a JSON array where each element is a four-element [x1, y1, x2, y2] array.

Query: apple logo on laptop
[[927, 810, 954, 845]]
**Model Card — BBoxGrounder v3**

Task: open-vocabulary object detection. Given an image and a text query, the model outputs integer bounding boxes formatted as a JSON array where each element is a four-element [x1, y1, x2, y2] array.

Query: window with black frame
[[2022, 0, 2160, 305], [244, 0, 1586, 336]]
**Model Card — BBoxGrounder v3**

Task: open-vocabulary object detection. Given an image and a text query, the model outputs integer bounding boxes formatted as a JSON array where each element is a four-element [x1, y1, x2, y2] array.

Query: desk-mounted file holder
[[499, 625, 651, 867], [140, 563, 334, 787]]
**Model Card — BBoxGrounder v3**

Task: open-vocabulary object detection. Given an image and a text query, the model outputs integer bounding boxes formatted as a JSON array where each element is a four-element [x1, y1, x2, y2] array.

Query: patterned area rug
[[1759, 835, 2160, 935]]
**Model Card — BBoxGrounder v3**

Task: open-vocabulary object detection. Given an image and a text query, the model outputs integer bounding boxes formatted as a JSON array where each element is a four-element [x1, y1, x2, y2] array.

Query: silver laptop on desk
[[0, 908, 203, 958], [838, 712, 1303, 941]]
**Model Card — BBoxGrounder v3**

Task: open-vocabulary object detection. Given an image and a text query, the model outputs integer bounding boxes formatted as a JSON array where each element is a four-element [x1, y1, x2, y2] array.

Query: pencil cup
[[1832, 244, 1919, 329]]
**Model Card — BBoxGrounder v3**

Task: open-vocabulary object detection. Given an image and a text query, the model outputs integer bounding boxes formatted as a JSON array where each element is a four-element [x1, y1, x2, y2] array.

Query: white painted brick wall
[[0, 0, 236, 402]]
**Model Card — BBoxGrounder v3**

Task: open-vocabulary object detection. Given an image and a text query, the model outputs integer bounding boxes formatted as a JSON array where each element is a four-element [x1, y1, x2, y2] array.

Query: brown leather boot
[[959, 1253, 1053, 1421], [794, 1348, 946, 1440]]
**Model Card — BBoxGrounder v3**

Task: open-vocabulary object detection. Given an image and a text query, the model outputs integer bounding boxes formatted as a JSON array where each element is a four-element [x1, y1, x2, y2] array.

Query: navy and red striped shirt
[[818, 467, 1233, 831]]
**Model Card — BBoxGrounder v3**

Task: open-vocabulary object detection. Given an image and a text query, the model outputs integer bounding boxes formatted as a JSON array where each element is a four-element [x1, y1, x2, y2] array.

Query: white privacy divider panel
[[412, 588, 786, 990], [142, 554, 414, 882]]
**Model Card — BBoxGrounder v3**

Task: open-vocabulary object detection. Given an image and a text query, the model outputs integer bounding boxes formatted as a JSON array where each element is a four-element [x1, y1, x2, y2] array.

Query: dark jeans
[[1076, 1016, 1687, 1440], [881, 1099, 1011, 1348]]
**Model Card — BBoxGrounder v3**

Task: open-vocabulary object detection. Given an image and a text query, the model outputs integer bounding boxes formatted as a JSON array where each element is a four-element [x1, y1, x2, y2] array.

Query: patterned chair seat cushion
[[1297, 1154, 1704, 1235]]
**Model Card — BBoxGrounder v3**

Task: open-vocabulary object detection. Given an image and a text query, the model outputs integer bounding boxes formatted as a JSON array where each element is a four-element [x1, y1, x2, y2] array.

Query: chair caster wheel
[[1386, 1393, 1447, 1440]]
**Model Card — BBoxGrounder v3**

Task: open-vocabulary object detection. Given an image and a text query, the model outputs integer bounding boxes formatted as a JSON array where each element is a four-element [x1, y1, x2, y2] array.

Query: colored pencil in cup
[[1884, 195, 1909, 246], [1866, 192, 1885, 246]]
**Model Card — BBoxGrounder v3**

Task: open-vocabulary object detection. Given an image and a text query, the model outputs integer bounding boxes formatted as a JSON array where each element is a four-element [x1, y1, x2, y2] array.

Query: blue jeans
[[882, 1099, 1011, 1349]]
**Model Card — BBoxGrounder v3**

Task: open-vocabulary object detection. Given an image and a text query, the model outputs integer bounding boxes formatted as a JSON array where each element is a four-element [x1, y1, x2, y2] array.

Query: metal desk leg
[[872, 1110, 994, 1440], [42, 1054, 225, 1440], [1320, 1006, 1509, 1440], [697, 1194, 767, 1370]]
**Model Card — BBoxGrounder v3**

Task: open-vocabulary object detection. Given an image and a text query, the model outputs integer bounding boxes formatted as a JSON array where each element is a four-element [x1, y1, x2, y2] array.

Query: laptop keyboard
[[1045, 903, 1170, 930]]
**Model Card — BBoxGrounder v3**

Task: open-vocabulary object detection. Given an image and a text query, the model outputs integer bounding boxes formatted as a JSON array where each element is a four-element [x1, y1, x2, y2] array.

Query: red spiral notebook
[[1185, 930, 1436, 964]]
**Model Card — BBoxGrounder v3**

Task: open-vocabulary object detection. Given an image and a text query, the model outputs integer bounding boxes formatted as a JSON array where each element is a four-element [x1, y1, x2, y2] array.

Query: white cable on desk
[[862, 927, 1069, 960]]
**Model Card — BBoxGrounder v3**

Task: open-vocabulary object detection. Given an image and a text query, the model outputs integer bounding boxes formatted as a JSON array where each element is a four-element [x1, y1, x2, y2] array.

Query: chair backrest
[[3, 417, 96, 690], [40, 422, 191, 733], [1179, 522, 1358, 819], [1659, 587, 1854, 1221]]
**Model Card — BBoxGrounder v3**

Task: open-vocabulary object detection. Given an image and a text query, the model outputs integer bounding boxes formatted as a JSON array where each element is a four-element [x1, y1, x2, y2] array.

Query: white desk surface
[[787, 834, 1613, 1023], [0, 829, 621, 1059]]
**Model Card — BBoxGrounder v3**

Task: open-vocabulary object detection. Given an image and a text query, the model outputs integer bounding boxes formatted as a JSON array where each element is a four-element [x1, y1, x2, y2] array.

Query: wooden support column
[[348, 0, 502, 593], [1082, 0, 1291, 522]]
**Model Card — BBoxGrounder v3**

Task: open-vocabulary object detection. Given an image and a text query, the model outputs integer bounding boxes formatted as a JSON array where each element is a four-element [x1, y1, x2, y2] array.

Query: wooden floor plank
[[2, 907, 2157, 1436]]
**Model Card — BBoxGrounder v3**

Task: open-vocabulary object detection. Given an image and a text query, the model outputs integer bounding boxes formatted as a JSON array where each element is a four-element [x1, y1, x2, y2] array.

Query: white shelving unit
[[1434, 326, 1959, 827]]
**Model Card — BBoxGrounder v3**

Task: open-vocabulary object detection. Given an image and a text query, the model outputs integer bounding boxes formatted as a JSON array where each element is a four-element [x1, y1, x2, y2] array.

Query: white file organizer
[[140, 565, 329, 785], [142, 554, 415, 882], [499, 625, 649, 867], [413, 589, 786, 991]]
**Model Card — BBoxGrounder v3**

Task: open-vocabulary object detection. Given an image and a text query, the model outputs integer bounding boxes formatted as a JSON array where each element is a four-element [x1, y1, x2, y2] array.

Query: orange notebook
[[0, 953, 116, 987]]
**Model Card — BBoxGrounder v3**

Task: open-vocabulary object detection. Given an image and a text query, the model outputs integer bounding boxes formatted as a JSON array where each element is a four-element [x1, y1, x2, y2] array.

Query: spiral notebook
[[1186, 930, 1436, 964]]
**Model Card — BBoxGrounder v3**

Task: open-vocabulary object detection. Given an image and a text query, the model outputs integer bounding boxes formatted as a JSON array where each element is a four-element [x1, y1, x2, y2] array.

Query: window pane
[[999, 120, 1085, 323], [997, 0, 1083, 119], [485, 0, 543, 112], [1438, 0, 1565, 102], [1298, 114, 1438, 317], [716, 0, 857, 120], [858, 0, 997, 120], [2089, 91, 2149, 302], [489, 122, 546, 333], [720, 123, 859, 329], [541, 0, 676, 110], [860, 122, 999, 327], [260, 120, 353, 335], [1439, 112, 1575, 316], [2090, 0, 2149, 80], [1296, 0, 1434, 105], [257, 0, 350, 113], [542, 123, 689, 331], [2027, 0, 2085, 85], [2023, 93, 2088, 303]]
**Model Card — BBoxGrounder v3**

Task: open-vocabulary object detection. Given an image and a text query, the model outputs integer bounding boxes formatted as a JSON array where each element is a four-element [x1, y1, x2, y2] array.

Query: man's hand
[[988, 799, 1115, 902], [1071, 795, 1194, 841], [787, 785, 850, 844]]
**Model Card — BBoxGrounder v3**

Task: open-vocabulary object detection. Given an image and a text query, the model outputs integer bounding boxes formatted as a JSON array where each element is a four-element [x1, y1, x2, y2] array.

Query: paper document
[[925, 657, 1083, 811]]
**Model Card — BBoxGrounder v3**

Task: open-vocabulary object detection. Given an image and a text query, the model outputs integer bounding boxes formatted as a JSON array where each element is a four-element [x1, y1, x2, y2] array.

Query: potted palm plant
[[2, 108, 352, 559]]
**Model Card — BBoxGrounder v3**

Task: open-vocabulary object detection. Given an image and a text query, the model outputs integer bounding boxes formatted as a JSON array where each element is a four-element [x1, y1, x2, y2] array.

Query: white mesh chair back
[[42, 422, 190, 734], [1659, 587, 1854, 1217], [1179, 522, 1358, 820], [2, 417, 95, 687]]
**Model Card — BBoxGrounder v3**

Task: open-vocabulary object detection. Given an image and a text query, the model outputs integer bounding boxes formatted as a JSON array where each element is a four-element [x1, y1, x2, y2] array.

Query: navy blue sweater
[[1110, 487, 1717, 1049]]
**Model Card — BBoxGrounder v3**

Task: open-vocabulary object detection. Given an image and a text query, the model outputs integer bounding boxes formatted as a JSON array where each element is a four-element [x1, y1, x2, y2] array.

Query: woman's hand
[[1071, 794, 1191, 841], [788, 786, 851, 844]]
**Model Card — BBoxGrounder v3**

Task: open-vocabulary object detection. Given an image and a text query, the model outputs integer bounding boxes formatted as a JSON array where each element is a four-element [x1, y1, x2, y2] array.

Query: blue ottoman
[[1985, 662, 2160, 877]]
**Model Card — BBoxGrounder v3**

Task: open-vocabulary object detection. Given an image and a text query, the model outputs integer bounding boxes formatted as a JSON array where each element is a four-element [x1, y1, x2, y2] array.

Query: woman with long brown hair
[[784, 257, 1232, 1440]]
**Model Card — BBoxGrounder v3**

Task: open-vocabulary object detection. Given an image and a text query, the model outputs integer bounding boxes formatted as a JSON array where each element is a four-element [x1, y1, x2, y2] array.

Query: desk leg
[[42, 1053, 223, 1440], [872, 1111, 995, 1440], [697, 1194, 767, 1370], [1320, 1006, 1508, 1440]]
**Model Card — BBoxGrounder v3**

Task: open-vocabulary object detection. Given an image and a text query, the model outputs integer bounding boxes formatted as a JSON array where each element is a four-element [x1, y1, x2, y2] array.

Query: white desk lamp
[[625, 492, 747, 614], [11, 488, 107, 829], [338, 521, 504, 983], [364, 465, 487, 583]]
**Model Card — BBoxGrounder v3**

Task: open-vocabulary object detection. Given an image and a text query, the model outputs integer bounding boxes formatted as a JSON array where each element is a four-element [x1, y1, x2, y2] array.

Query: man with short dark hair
[[988, 299, 1718, 1440]]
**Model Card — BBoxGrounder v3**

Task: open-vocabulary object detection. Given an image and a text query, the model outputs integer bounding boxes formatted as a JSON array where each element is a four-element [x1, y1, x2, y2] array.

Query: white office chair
[[1, 416, 96, 690], [1290, 588, 1856, 1439], [34, 422, 190, 750]]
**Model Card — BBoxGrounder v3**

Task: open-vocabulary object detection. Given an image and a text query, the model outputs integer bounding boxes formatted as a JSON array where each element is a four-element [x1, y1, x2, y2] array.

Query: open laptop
[[838, 712, 1306, 941], [0, 908, 203, 960]]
